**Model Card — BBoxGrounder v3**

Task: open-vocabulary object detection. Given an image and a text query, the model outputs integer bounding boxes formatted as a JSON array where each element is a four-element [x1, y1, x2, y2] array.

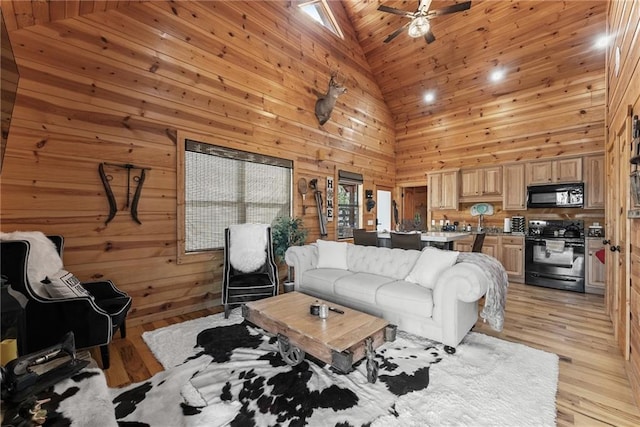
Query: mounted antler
[[314, 72, 347, 125]]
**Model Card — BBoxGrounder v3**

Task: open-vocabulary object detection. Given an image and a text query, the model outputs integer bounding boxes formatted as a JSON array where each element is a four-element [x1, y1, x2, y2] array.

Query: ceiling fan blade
[[384, 21, 411, 43], [378, 5, 415, 17], [424, 29, 436, 44], [429, 1, 472, 17]]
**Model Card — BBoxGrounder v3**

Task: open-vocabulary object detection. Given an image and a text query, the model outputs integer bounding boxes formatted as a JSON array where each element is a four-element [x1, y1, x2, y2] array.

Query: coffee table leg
[[277, 334, 305, 366], [365, 337, 378, 383]]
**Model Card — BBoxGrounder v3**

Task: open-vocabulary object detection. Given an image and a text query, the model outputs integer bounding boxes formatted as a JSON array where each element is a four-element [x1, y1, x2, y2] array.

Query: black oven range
[[525, 219, 585, 293]]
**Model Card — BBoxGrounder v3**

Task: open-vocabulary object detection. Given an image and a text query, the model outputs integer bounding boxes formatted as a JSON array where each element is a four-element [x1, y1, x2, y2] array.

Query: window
[[182, 138, 292, 254], [337, 170, 363, 239], [298, 0, 344, 39]]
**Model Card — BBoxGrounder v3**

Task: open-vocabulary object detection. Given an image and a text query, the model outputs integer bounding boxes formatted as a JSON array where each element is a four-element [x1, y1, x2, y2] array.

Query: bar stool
[[390, 232, 422, 250], [353, 229, 379, 246], [472, 232, 486, 252]]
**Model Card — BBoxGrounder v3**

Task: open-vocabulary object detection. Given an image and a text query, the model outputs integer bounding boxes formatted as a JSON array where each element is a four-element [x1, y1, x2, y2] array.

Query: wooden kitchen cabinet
[[460, 166, 502, 199], [460, 169, 482, 197], [527, 157, 582, 185], [453, 234, 498, 257], [454, 235, 473, 252], [428, 170, 459, 210], [502, 163, 526, 210], [586, 238, 606, 294], [584, 155, 605, 209], [481, 235, 499, 258], [500, 235, 524, 283], [454, 234, 524, 283]]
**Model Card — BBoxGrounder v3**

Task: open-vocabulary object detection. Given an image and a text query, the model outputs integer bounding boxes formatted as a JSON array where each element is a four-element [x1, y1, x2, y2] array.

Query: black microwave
[[527, 183, 584, 208]]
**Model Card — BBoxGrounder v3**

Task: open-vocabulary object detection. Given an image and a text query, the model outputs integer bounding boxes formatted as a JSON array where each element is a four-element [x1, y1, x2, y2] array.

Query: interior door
[[376, 188, 392, 232], [606, 110, 631, 358]]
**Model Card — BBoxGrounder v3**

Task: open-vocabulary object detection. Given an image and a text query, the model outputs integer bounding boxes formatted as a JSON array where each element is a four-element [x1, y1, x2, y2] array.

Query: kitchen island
[[376, 231, 471, 250]]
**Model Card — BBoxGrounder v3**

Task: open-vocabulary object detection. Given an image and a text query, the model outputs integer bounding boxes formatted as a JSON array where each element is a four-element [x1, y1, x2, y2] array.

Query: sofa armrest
[[284, 244, 318, 286], [432, 263, 489, 305]]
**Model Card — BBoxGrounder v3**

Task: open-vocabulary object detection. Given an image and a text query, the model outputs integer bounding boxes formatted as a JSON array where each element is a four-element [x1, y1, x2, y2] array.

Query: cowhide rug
[[105, 310, 559, 427]]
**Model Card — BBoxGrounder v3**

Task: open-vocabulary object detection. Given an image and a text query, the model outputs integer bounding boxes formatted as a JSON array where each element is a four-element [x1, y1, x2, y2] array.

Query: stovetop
[[527, 219, 585, 240]]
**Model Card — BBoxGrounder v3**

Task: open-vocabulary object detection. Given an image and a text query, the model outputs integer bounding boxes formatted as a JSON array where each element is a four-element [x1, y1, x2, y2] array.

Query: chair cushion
[[43, 270, 93, 299], [94, 296, 132, 317], [227, 272, 274, 288], [405, 247, 459, 289]]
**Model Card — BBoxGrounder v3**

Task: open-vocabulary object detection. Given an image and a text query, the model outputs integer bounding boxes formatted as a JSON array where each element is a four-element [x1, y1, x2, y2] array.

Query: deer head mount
[[314, 72, 347, 125]]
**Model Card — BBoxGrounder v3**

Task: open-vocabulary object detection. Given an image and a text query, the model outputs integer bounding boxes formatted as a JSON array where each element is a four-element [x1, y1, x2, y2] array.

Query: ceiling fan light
[[408, 17, 430, 38]]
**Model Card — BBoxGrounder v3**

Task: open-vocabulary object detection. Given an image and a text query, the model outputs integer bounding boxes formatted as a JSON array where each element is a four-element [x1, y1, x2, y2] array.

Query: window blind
[[185, 140, 292, 251]]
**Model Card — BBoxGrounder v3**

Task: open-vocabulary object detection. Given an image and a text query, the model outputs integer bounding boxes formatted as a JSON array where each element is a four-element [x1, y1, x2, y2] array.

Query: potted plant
[[271, 216, 308, 264], [271, 216, 308, 291]]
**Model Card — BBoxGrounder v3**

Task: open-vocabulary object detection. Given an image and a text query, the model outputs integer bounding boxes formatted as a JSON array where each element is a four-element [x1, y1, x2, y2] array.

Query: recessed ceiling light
[[490, 69, 505, 82], [424, 91, 436, 103], [595, 34, 609, 49]]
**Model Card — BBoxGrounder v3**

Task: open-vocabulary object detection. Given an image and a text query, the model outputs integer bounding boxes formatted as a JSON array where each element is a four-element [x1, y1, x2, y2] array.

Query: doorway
[[402, 186, 428, 231], [376, 188, 391, 232]]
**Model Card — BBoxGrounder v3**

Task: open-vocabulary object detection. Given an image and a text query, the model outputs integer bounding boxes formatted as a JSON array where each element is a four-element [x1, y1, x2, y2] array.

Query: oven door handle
[[529, 272, 579, 282], [526, 240, 584, 248]]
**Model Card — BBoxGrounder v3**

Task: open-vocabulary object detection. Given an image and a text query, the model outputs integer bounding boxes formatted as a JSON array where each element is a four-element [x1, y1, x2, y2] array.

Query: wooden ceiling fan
[[378, 0, 472, 44]]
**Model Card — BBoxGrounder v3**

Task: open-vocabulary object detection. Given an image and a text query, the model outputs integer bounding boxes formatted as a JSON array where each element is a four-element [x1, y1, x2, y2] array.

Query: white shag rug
[[109, 310, 558, 426]]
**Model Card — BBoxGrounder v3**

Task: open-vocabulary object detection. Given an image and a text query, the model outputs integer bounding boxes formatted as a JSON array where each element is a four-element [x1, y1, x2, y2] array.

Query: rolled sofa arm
[[284, 244, 318, 286], [432, 262, 489, 304]]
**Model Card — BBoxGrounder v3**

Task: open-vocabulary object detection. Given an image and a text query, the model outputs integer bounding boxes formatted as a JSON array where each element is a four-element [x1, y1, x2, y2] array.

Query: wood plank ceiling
[[0, 1, 147, 31], [2, 0, 607, 180], [3, 1, 607, 125], [343, 0, 606, 122]]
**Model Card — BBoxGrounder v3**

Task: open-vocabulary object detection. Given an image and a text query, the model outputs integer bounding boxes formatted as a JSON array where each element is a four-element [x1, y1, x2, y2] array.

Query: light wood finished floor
[[97, 283, 640, 426]]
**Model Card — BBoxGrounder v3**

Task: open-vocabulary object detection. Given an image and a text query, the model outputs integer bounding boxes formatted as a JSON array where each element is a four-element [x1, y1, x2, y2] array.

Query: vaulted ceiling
[[2, 0, 607, 140], [342, 0, 607, 124]]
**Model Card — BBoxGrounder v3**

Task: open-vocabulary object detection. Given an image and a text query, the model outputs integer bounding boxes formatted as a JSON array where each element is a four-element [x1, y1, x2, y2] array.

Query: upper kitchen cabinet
[[428, 170, 459, 210], [502, 164, 526, 210], [527, 157, 582, 185], [460, 166, 502, 201], [584, 155, 605, 209]]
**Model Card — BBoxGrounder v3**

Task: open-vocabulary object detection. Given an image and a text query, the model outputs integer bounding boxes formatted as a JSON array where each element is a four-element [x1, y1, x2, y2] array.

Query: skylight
[[298, 0, 344, 39]]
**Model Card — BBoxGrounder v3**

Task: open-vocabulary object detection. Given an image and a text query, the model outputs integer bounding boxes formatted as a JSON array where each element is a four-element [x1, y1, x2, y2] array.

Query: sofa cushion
[[347, 245, 421, 280], [376, 281, 434, 318], [334, 273, 396, 305], [316, 240, 349, 270], [406, 247, 460, 289], [301, 268, 353, 294]]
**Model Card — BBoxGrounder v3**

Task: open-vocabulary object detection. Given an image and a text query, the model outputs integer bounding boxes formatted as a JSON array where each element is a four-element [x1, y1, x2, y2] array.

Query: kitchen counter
[[471, 231, 526, 236], [377, 231, 470, 250]]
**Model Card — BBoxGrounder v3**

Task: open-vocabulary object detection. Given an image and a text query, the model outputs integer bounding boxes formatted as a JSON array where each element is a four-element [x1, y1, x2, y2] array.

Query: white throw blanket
[[228, 223, 269, 273], [456, 252, 509, 332]]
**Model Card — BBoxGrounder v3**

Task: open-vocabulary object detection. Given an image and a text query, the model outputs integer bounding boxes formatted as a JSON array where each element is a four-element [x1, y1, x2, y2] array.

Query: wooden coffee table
[[242, 291, 395, 383]]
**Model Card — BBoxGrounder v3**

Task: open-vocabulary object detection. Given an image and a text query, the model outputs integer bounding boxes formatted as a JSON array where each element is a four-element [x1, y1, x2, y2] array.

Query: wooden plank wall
[[0, 1, 396, 325], [1, 10, 19, 173], [607, 0, 640, 407]]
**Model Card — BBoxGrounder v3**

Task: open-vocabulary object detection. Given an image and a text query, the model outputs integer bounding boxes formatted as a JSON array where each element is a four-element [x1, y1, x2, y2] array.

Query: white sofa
[[285, 241, 495, 348]]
